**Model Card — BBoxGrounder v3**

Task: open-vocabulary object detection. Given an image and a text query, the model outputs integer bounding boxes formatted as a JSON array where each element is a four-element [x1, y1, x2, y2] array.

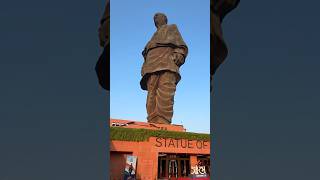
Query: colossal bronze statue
[[211, 0, 240, 83], [140, 13, 188, 124]]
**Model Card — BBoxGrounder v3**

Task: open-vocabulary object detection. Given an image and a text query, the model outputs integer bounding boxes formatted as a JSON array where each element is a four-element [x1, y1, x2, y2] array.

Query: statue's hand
[[172, 53, 185, 66]]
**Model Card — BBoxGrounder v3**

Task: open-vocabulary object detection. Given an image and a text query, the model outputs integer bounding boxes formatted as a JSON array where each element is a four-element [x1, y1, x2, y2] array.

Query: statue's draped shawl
[[142, 24, 188, 58], [140, 24, 188, 90]]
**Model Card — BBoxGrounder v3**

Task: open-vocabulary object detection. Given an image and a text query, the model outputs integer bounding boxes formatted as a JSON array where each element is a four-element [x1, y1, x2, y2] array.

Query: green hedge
[[110, 127, 210, 142]]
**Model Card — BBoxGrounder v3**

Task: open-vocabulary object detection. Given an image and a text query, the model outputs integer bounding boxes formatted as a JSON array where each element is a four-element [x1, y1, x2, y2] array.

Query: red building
[[110, 119, 210, 180]]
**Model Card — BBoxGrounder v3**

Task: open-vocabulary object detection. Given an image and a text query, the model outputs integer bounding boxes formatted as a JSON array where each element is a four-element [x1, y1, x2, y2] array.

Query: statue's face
[[154, 13, 167, 28]]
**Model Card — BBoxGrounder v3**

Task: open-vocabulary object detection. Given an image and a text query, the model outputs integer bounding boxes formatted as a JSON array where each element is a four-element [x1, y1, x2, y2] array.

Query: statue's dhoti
[[146, 70, 177, 124]]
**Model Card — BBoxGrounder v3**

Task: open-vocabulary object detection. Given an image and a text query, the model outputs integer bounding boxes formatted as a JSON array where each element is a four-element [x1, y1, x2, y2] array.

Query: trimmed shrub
[[110, 127, 210, 142]]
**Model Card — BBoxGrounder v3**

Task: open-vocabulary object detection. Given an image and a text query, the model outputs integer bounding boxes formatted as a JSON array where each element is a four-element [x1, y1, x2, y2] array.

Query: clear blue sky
[[110, 0, 210, 133]]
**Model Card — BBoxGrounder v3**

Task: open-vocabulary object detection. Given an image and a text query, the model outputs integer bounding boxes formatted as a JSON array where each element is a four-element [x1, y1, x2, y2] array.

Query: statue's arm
[[170, 24, 188, 66], [173, 46, 188, 58], [142, 48, 147, 60], [173, 47, 188, 66]]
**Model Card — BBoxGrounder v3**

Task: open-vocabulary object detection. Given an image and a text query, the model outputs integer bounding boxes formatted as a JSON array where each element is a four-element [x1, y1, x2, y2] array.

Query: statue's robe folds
[[141, 24, 188, 124]]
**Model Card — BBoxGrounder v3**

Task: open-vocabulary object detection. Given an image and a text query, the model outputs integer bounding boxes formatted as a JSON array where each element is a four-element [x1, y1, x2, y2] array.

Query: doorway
[[158, 154, 190, 179]]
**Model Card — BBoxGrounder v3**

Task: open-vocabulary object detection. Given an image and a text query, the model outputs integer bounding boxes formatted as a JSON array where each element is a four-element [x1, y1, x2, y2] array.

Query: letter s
[[155, 138, 162, 147]]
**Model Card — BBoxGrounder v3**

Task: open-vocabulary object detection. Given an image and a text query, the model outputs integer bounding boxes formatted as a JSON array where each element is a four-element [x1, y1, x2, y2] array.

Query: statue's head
[[154, 13, 167, 28]]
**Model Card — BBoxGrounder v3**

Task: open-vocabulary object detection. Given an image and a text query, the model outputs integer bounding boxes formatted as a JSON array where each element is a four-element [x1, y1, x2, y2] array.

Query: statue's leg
[[150, 71, 177, 124], [157, 71, 177, 123], [146, 73, 159, 122], [147, 71, 177, 124]]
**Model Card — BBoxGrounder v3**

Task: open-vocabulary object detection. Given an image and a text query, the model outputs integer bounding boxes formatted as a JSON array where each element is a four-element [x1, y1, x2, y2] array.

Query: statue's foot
[[148, 116, 171, 124]]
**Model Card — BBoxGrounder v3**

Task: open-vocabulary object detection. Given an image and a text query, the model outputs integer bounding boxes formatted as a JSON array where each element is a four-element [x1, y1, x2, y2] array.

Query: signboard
[[155, 137, 209, 150], [191, 165, 206, 175]]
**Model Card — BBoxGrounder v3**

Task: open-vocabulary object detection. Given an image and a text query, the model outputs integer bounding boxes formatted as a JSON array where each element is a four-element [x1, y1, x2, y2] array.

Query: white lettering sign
[[190, 165, 206, 175]]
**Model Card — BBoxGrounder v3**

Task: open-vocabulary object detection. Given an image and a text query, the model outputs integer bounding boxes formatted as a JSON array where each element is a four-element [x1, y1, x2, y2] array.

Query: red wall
[[110, 137, 210, 179], [109, 119, 210, 179]]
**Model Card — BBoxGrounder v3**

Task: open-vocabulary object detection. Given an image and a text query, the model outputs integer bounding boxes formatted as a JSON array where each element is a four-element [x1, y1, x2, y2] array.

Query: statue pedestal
[[110, 118, 186, 132]]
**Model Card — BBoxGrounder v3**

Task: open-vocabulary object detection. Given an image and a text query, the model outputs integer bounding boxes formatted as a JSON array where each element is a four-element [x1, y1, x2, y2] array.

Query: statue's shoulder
[[167, 24, 178, 29], [166, 24, 180, 33]]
